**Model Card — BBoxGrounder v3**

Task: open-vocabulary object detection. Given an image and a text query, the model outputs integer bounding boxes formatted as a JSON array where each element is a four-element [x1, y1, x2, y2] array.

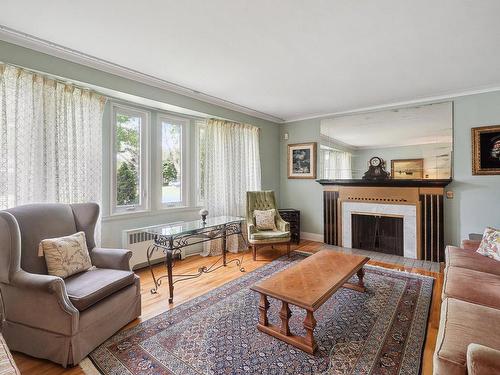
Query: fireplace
[[351, 213, 404, 256], [319, 179, 452, 262]]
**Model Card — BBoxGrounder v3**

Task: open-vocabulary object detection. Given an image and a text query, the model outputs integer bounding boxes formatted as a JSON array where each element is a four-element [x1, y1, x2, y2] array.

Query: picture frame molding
[[471, 124, 500, 175], [287, 142, 317, 179]]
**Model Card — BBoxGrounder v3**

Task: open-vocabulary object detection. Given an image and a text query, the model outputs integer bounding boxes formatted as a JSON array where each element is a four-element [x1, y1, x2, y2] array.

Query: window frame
[[110, 103, 150, 215], [157, 114, 190, 210]]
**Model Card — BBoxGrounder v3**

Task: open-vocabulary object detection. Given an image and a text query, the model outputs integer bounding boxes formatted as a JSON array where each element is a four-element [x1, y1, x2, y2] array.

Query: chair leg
[[287, 243, 291, 258], [252, 245, 257, 261]]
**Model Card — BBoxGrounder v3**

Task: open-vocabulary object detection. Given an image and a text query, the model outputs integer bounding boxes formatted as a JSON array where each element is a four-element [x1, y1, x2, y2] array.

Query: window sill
[[102, 206, 203, 222]]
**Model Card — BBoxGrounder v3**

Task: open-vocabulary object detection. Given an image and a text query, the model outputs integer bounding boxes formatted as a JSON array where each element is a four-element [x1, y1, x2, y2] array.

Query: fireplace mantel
[[316, 178, 452, 188]]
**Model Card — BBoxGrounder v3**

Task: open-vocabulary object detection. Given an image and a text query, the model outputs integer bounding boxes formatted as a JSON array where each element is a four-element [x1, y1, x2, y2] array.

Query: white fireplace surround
[[342, 202, 417, 259]]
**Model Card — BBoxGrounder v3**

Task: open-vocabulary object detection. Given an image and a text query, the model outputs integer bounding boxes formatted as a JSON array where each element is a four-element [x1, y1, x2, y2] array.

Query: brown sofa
[[434, 240, 500, 374], [0, 203, 141, 367]]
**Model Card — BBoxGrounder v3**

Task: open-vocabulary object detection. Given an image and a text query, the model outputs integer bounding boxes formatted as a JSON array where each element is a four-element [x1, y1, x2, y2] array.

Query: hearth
[[351, 213, 404, 256]]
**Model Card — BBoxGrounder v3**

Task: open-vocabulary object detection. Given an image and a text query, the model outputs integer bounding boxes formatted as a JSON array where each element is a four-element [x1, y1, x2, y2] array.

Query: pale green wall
[[279, 119, 323, 235], [280, 92, 500, 246], [447, 92, 500, 244], [0, 40, 281, 247]]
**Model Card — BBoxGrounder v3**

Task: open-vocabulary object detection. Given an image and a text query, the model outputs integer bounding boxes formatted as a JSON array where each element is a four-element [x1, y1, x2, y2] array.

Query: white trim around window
[[110, 103, 150, 215]]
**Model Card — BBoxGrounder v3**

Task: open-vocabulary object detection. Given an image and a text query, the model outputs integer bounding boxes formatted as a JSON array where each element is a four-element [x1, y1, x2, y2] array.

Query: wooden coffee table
[[250, 250, 369, 354]]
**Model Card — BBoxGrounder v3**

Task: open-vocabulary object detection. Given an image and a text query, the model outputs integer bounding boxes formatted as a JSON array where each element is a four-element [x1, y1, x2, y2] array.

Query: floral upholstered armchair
[[246, 191, 291, 260]]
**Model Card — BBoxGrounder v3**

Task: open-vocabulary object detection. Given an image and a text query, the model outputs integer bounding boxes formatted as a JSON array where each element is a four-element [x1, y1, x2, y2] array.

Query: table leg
[[303, 310, 317, 351], [279, 301, 292, 336], [166, 239, 174, 304], [222, 224, 227, 266], [357, 267, 365, 289], [258, 294, 269, 326]]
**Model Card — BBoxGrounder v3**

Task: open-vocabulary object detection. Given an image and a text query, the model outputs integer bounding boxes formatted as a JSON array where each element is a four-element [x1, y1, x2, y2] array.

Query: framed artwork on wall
[[287, 142, 317, 179], [391, 158, 424, 179], [472, 125, 500, 175]]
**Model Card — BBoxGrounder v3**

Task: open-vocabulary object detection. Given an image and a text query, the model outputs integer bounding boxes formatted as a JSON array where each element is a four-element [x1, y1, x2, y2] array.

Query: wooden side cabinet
[[278, 209, 300, 244]]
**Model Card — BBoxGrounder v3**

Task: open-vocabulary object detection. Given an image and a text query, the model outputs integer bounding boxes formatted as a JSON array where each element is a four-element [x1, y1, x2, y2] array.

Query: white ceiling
[[321, 102, 453, 148], [1, 1, 500, 122]]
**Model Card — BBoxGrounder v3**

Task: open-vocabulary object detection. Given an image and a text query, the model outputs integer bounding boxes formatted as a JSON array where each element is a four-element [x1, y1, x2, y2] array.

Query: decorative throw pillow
[[254, 209, 277, 231], [38, 232, 92, 278], [476, 227, 500, 261]]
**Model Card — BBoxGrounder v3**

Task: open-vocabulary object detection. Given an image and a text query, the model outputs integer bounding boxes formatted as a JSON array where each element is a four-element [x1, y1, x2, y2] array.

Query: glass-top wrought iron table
[[144, 216, 246, 303]]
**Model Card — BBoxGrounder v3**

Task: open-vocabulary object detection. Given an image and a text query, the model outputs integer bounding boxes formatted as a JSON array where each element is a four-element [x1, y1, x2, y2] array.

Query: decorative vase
[[199, 208, 208, 223]]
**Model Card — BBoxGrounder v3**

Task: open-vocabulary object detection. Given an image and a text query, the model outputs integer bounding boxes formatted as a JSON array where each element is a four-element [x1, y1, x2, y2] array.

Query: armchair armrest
[[467, 343, 500, 375], [90, 248, 132, 271], [247, 223, 257, 237], [462, 239, 481, 251], [276, 216, 290, 232], [4, 271, 78, 334]]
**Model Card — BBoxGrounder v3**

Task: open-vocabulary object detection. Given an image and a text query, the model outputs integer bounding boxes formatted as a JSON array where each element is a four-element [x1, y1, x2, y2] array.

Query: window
[[158, 115, 187, 208], [111, 104, 148, 214]]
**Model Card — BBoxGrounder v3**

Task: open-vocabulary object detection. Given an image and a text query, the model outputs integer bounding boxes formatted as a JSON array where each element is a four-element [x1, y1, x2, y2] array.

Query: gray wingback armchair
[[0, 203, 141, 367]]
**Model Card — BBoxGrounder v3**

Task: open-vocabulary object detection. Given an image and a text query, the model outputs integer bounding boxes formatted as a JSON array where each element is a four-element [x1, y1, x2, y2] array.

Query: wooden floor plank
[[11, 241, 441, 375]]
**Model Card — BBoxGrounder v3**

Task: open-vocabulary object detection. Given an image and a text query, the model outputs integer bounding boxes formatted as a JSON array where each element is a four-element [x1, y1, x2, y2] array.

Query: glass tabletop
[[143, 215, 244, 237]]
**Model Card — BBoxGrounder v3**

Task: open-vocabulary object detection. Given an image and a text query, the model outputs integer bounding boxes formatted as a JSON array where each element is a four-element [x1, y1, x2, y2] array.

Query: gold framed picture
[[391, 159, 424, 179], [287, 142, 317, 179], [472, 125, 500, 175]]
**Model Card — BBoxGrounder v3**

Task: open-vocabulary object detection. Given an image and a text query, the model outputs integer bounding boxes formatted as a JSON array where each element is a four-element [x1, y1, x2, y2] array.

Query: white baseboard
[[300, 231, 324, 242]]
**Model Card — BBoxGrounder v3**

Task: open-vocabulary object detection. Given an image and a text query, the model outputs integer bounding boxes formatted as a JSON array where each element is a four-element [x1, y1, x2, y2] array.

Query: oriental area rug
[[88, 253, 433, 375]]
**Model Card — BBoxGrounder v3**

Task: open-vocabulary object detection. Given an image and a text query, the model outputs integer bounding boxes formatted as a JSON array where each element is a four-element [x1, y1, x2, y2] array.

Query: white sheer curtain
[[321, 147, 352, 179], [202, 119, 261, 255], [0, 64, 105, 210]]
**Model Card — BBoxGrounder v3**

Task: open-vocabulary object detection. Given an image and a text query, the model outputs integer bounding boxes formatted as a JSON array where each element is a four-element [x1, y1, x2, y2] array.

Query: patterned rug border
[[87, 253, 435, 375]]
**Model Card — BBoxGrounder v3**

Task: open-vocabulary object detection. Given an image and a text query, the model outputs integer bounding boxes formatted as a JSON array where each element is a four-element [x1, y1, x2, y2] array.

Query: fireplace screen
[[351, 213, 404, 256]]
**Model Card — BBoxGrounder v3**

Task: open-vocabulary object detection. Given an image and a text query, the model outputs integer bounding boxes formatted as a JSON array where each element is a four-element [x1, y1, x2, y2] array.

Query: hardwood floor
[[12, 240, 442, 375]]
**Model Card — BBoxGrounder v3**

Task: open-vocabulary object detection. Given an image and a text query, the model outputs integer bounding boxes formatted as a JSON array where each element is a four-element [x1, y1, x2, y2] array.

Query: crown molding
[[0, 25, 284, 124], [284, 86, 500, 123]]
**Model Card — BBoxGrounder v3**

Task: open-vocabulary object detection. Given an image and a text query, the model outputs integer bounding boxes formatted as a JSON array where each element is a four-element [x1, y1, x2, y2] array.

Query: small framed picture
[[391, 158, 424, 179], [472, 125, 500, 175], [287, 142, 317, 179]]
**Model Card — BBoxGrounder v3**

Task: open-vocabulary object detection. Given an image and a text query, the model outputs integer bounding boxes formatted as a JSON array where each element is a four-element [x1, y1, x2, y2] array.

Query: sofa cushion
[[434, 298, 500, 375], [443, 267, 500, 309], [65, 268, 135, 311], [445, 246, 500, 276]]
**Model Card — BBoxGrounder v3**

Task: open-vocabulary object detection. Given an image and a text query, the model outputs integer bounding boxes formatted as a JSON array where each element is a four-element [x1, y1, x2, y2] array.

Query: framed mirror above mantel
[[317, 102, 453, 263]]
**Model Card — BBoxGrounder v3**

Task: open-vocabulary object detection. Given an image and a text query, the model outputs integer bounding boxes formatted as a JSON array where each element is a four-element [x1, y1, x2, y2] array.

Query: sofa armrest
[[276, 216, 290, 232], [462, 239, 481, 251], [90, 248, 132, 271], [3, 271, 78, 334], [467, 343, 500, 375]]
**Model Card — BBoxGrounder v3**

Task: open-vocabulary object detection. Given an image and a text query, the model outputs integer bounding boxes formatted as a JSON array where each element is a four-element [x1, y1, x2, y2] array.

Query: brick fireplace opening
[[351, 213, 404, 256]]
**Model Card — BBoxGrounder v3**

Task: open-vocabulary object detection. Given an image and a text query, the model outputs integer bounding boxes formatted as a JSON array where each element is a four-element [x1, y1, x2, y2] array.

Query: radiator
[[122, 223, 203, 270]]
